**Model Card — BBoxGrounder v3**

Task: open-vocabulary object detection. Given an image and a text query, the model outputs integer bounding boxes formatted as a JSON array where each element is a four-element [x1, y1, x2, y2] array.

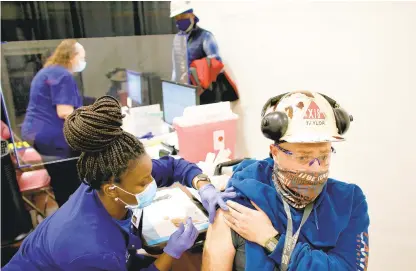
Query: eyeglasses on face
[[276, 145, 336, 166]]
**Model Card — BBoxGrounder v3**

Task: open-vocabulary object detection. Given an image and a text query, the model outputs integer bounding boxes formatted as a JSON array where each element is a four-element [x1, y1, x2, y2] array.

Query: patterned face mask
[[272, 164, 329, 209]]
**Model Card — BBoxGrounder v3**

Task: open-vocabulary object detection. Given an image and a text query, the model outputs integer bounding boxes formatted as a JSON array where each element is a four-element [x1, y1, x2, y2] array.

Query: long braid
[[63, 96, 145, 189]]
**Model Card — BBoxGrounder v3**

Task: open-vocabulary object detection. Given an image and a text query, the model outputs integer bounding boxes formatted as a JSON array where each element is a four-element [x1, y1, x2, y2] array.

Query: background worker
[[21, 39, 86, 207], [170, 1, 223, 104]]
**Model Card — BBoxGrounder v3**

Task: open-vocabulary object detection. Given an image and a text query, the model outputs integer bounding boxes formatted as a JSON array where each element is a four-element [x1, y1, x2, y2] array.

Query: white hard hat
[[261, 91, 352, 143], [170, 1, 193, 18]]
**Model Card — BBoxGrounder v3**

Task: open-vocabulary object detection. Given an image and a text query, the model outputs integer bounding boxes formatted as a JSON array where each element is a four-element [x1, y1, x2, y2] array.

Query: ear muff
[[333, 108, 353, 135], [260, 93, 288, 118], [261, 111, 289, 141], [261, 93, 289, 141], [318, 93, 353, 135]]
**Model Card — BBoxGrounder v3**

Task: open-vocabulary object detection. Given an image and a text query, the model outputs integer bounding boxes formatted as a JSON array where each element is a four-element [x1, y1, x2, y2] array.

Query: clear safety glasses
[[276, 145, 336, 167]]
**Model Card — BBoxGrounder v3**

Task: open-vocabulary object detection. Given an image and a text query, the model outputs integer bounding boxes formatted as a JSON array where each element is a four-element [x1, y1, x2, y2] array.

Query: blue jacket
[[4, 156, 202, 271], [171, 26, 221, 82], [227, 158, 370, 271], [22, 65, 82, 158]]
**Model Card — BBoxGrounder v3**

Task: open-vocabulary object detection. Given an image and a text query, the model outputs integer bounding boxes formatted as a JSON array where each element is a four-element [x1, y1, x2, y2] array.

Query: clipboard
[[141, 187, 209, 253]]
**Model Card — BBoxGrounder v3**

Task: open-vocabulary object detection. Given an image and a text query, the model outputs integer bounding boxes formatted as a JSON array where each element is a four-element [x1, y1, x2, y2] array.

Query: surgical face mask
[[113, 179, 157, 210], [272, 164, 329, 209], [73, 60, 87, 72], [176, 18, 194, 32]]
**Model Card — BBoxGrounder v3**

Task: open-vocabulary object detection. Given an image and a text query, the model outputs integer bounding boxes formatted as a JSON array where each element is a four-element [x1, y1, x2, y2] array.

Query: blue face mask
[[176, 18, 194, 32], [113, 179, 157, 210]]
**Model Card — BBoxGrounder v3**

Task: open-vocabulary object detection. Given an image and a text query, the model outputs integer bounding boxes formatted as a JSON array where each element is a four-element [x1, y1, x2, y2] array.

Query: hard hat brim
[[170, 8, 193, 18], [280, 134, 345, 143]]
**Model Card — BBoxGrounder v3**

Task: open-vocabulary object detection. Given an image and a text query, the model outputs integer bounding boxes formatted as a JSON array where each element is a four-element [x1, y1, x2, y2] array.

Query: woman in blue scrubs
[[22, 39, 86, 206], [5, 96, 236, 271]]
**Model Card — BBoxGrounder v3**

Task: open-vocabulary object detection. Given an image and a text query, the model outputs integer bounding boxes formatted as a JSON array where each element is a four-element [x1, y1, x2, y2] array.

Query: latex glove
[[163, 217, 198, 259], [199, 184, 237, 224]]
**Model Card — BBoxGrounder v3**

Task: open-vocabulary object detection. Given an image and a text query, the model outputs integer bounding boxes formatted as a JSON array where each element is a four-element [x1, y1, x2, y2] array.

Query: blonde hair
[[44, 39, 78, 69]]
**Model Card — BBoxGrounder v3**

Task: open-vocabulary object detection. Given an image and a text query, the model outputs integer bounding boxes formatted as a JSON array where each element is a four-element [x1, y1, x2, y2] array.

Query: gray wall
[[79, 35, 174, 97]]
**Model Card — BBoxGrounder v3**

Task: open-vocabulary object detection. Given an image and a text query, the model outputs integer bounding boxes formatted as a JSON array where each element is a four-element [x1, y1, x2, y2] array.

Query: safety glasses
[[276, 145, 336, 167]]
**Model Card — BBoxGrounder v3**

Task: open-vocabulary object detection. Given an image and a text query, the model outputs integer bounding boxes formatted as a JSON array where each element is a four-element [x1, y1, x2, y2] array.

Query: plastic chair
[[1, 120, 11, 140], [1, 140, 33, 248], [14, 147, 56, 220], [16, 169, 54, 219], [2, 117, 57, 221]]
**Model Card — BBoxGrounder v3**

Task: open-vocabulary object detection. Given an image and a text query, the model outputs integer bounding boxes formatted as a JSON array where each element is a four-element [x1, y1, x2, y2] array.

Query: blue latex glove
[[199, 184, 238, 224], [163, 217, 198, 259]]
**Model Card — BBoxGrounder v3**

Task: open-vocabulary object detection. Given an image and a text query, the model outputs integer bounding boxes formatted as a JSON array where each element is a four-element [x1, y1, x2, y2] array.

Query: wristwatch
[[193, 174, 211, 189], [264, 233, 281, 254]]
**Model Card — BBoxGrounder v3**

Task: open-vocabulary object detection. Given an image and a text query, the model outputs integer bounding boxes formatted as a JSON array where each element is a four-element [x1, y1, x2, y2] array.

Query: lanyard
[[280, 199, 314, 271]]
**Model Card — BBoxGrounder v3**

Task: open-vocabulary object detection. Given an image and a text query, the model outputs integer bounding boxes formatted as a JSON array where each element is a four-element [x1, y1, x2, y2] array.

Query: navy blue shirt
[[4, 156, 202, 271], [22, 65, 82, 158]]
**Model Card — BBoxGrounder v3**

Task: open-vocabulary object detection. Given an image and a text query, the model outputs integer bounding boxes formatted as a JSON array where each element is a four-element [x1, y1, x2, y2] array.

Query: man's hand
[[223, 200, 278, 247]]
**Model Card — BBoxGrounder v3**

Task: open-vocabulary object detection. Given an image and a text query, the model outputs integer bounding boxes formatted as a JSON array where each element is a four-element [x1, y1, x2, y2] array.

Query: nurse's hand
[[199, 185, 238, 224], [163, 217, 198, 259]]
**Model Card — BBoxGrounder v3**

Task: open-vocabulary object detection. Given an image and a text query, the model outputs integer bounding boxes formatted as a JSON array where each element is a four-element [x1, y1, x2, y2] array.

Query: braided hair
[[63, 96, 146, 189]]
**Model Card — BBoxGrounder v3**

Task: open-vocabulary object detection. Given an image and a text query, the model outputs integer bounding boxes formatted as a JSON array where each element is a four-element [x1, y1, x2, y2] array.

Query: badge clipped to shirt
[[131, 208, 143, 229]]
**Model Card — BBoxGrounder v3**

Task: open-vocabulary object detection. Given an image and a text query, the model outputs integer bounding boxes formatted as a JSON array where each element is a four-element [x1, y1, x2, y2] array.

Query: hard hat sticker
[[296, 102, 305, 110], [304, 101, 326, 126], [304, 101, 325, 119], [285, 107, 294, 118]]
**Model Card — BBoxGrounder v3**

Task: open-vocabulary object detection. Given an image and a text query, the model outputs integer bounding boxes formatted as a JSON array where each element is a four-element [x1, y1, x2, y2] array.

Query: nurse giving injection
[[4, 96, 237, 271]]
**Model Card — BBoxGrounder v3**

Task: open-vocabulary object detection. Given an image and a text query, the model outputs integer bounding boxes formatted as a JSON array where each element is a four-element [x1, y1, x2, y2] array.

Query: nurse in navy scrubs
[[21, 39, 86, 206], [5, 96, 236, 270]]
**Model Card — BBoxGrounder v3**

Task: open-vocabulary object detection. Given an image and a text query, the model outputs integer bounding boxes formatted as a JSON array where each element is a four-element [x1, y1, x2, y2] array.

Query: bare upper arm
[[56, 104, 74, 119], [202, 209, 236, 271]]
